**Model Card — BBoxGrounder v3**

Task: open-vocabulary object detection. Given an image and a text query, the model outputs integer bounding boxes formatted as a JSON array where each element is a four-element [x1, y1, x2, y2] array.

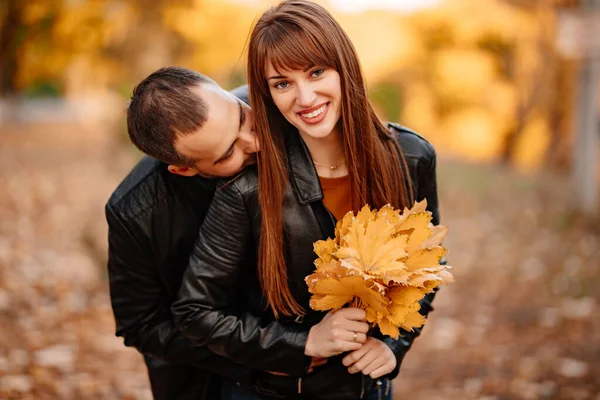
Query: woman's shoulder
[[216, 165, 259, 198], [386, 122, 436, 164]]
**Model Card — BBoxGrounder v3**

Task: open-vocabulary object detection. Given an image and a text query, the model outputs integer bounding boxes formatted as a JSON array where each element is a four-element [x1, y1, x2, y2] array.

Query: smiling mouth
[[297, 103, 329, 125]]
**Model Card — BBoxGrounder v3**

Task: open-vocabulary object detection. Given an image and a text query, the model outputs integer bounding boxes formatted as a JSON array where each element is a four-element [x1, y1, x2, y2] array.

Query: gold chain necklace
[[313, 160, 346, 170]]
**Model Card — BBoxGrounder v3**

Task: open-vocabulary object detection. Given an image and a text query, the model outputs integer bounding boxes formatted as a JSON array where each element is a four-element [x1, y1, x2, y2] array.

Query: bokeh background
[[1, 0, 599, 399]]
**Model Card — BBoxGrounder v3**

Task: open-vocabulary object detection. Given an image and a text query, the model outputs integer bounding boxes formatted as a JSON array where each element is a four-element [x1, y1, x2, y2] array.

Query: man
[[106, 67, 258, 400]]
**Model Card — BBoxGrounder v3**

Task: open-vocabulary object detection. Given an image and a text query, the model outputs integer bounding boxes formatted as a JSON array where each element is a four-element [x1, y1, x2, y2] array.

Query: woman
[[173, 1, 440, 399]]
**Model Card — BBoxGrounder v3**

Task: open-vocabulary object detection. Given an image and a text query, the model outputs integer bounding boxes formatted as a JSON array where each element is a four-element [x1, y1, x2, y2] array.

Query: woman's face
[[266, 62, 342, 141]]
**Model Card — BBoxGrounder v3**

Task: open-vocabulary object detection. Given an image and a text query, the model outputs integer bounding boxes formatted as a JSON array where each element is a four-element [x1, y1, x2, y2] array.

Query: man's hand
[[304, 308, 369, 358], [342, 337, 397, 379]]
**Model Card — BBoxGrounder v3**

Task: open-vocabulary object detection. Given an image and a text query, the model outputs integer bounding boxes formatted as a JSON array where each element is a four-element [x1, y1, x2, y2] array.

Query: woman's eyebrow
[[267, 74, 286, 81], [267, 65, 316, 80]]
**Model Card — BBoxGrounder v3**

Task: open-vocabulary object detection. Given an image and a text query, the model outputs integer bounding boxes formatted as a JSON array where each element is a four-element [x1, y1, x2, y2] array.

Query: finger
[[347, 346, 379, 374], [342, 344, 370, 367], [360, 356, 385, 376], [340, 320, 370, 334], [336, 340, 362, 354], [340, 330, 366, 345], [334, 307, 366, 321], [370, 364, 395, 379], [348, 352, 378, 374], [342, 337, 377, 366]]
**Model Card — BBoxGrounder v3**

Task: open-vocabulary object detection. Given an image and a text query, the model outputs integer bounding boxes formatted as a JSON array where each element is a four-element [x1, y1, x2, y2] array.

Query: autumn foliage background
[[0, 0, 599, 399]]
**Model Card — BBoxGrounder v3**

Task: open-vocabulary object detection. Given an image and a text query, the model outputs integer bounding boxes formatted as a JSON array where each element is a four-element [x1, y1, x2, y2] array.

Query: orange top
[[319, 175, 352, 221]]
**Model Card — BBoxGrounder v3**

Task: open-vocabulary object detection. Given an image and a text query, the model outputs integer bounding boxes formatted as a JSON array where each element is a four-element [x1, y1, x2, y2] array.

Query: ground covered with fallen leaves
[[0, 123, 598, 400]]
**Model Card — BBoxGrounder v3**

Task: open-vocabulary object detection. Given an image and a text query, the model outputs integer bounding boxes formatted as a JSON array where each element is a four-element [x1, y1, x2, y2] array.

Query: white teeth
[[300, 104, 327, 119]]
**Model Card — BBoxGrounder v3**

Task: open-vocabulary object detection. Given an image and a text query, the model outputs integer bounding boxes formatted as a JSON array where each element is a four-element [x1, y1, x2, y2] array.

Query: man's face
[[170, 83, 258, 178]]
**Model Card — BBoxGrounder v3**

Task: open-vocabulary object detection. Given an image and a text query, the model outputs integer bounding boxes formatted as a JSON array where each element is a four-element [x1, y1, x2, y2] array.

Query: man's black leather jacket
[[172, 123, 441, 399], [106, 88, 254, 400]]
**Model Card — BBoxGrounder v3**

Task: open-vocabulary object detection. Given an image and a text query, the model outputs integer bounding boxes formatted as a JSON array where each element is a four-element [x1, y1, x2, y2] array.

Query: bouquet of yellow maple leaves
[[305, 200, 453, 339]]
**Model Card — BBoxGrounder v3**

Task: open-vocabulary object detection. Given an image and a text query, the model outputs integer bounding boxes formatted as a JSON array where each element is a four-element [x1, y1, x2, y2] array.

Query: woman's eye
[[311, 68, 324, 78], [274, 81, 288, 90]]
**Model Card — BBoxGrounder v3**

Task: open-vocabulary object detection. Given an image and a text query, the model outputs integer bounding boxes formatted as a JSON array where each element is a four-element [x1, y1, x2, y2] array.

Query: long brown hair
[[248, 0, 413, 318]]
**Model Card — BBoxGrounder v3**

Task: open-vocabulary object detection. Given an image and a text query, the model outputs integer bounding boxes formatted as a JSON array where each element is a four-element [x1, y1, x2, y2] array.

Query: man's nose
[[296, 83, 317, 108]]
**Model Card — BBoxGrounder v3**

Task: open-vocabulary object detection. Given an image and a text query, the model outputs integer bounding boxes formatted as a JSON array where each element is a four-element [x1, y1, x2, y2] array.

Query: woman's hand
[[342, 337, 397, 379], [304, 308, 369, 358]]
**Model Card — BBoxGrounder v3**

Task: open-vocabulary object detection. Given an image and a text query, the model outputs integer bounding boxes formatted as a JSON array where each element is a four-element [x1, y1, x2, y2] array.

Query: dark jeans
[[221, 378, 392, 400]]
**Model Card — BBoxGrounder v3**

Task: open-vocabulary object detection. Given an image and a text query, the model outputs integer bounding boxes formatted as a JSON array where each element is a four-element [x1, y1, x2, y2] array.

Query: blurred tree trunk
[[114, 1, 188, 82], [500, 44, 553, 165], [545, 60, 576, 170], [500, 97, 533, 164], [571, 0, 599, 216], [499, 1, 557, 165], [0, 0, 22, 96]]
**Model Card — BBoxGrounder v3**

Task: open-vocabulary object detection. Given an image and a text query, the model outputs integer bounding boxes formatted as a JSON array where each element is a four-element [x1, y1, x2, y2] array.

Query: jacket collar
[[281, 123, 400, 206], [284, 128, 324, 205]]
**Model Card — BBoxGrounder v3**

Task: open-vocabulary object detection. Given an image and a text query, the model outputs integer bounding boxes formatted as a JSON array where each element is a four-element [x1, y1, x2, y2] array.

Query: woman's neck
[[300, 126, 347, 178]]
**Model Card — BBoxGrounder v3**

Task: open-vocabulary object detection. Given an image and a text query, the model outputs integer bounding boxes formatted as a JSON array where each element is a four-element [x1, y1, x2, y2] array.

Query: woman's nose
[[295, 83, 317, 108]]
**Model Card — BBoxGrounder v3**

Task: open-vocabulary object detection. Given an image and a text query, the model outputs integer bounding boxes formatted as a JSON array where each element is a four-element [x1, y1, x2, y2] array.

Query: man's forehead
[[175, 84, 238, 160], [192, 82, 237, 103], [196, 84, 239, 131]]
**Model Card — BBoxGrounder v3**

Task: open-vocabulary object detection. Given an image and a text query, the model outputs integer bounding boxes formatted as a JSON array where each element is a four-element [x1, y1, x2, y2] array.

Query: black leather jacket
[[172, 123, 440, 399], [106, 89, 254, 400]]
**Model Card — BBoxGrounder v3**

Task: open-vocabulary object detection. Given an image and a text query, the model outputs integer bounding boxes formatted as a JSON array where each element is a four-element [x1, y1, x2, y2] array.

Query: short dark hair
[[127, 66, 215, 165]]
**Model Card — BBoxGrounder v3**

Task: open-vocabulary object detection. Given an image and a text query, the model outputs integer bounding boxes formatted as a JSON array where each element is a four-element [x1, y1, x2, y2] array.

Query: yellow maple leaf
[[387, 288, 422, 322], [355, 204, 375, 226], [402, 199, 428, 215], [400, 312, 427, 332], [310, 293, 352, 310], [306, 260, 346, 290], [334, 209, 358, 241], [421, 225, 448, 249], [397, 212, 433, 252], [377, 204, 402, 225], [386, 286, 428, 334], [404, 247, 446, 271], [365, 307, 379, 324], [337, 216, 408, 276], [389, 285, 425, 305], [437, 269, 455, 284], [313, 238, 338, 263], [306, 201, 454, 339], [310, 275, 388, 314], [379, 318, 401, 339]]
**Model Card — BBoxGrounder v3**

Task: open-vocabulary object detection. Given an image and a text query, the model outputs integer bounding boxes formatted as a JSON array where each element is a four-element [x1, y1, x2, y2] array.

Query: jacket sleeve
[[381, 142, 441, 379], [106, 204, 249, 378], [230, 84, 249, 105], [172, 182, 309, 377]]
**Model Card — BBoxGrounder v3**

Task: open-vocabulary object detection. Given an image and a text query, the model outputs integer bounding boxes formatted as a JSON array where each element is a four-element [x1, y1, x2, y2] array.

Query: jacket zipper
[[298, 377, 302, 394], [360, 375, 365, 398]]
